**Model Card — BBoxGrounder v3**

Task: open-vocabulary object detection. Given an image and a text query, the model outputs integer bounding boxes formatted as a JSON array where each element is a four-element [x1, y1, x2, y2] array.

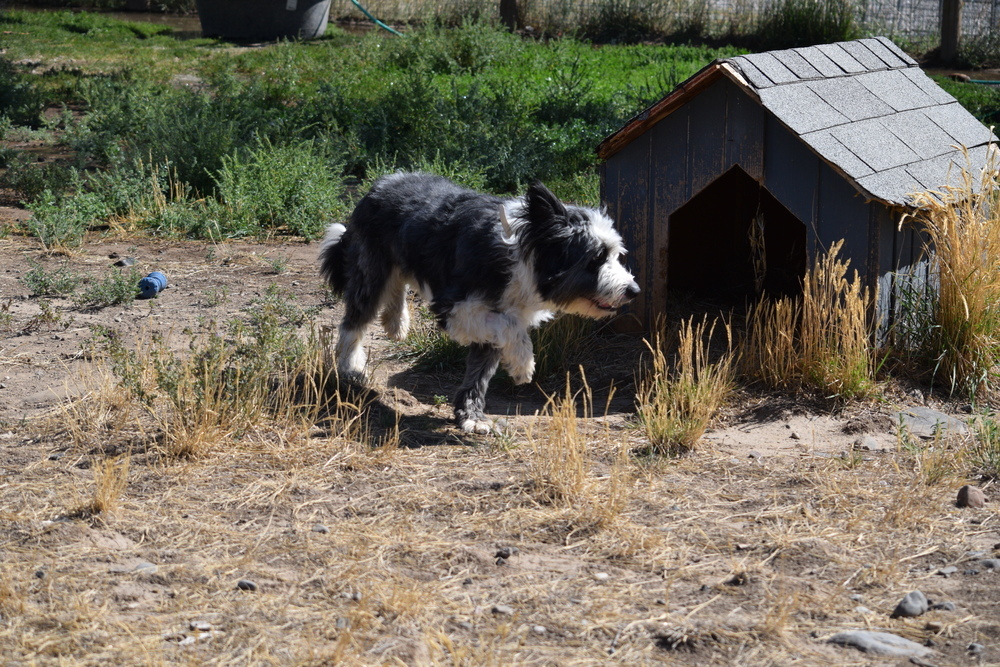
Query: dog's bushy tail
[[318, 222, 349, 294]]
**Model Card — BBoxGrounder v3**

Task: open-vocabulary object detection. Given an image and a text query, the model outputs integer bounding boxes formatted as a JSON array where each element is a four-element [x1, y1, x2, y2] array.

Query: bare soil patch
[[2, 209, 999, 665]]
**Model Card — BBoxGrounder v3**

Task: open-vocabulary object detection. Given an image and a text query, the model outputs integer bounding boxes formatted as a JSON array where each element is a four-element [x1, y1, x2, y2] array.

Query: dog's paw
[[504, 356, 535, 385], [460, 418, 493, 435]]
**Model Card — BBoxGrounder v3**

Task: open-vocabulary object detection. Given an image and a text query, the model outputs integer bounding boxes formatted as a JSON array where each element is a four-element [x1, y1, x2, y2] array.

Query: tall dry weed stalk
[[903, 147, 1000, 399], [86, 454, 130, 515], [741, 239, 876, 398], [526, 373, 631, 522], [637, 316, 734, 456]]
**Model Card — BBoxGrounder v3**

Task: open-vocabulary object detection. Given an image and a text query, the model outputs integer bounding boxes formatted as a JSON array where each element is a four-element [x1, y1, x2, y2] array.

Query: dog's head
[[513, 181, 640, 319]]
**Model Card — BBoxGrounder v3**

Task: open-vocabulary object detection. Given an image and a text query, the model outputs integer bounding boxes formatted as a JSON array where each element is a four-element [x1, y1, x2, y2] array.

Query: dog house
[[598, 37, 997, 331]]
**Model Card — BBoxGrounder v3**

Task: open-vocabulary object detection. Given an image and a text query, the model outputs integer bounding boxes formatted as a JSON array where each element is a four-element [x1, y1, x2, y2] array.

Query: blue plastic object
[[137, 271, 168, 299]]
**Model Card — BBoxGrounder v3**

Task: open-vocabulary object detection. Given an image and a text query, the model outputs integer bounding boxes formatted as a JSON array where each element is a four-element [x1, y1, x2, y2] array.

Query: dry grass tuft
[[903, 146, 1000, 400], [80, 454, 130, 516], [742, 239, 876, 399], [637, 315, 735, 456]]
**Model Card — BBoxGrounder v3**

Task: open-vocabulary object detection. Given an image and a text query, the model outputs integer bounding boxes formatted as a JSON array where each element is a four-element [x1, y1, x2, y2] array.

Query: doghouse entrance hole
[[667, 165, 806, 301]]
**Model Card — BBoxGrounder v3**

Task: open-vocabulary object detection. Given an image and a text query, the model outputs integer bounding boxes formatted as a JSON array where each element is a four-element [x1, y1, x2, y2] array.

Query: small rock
[[462, 578, 473, 586], [968, 643, 985, 654], [854, 605, 875, 615], [849, 593, 864, 602], [593, 572, 609, 581], [34, 569, 45, 579], [458, 621, 473, 630], [853, 435, 879, 451], [925, 621, 944, 633], [133, 562, 157, 574], [47, 451, 64, 461], [937, 566, 958, 576], [236, 579, 257, 592], [828, 630, 933, 657], [957, 485, 986, 508], [964, 568, 981, 576], [890, 590, 928, 618], [531, 624, 547, 635], [112, 256, 136, 267], [335, 617, 349, 629], [789, 431, 801, 440], [654, 598, 667, 605], [189, 620, 211, 632], [897, 406, 967, 440], [491, 604, 515, 616], [311, 524, 330, 534], [981, 559, 1000, 570], [747, 450, 764, 460], [495, 546, 519, 559], [929, 601, 956, 611]]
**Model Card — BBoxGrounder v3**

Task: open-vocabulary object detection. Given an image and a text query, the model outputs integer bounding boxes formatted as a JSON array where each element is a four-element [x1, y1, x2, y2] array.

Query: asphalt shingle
[[882, 109, 959, 160], [791, 46, 845, 78], [815, 43, 867, 74], [728, 56, 775, 89], [799, 130, 875, 179], [841, 41, 886, 70], [923, 102, 997, 148], [772, 49, 824, 80], [858, 37, 909, 69], [830, 118, 922, 172], [807, 76, 894, 122], [854, 70, 936, 111], [743, 52, 800, 85], [759, 85, 850, 134]]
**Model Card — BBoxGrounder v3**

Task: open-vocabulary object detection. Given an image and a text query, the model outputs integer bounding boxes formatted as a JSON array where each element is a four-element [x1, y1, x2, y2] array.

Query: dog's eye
[[587, 249, 608, 272]]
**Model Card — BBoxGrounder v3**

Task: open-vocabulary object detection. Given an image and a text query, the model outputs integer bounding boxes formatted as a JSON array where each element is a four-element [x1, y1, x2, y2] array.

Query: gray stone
[[312, 523, 330, 534], [969, 643, 985, 654], [236, 579, 257, 592], [957, 485, 986, 508], [495, 546, 519, 559], [853, 435, 879, 451], [189, 620, 211, 632], [854, 605, 875, 615], [890, 590, 928, 618], [937, 566, 958, 576], [929, 601, 956, 611], [532, 625, 547, 635], [133, 561, 157, 574], [897, 406, 967, 440], [980, 559, 1000, 570], [828, 630, 934, 657], [491, 604, 515, 616]]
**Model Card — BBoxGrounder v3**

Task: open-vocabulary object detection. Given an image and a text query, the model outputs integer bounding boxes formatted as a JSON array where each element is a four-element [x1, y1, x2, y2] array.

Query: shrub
[[752, 0, 860, 50], [25, 189, 109, 249], [0, 57, 42, 127], [21, 259, 83, 297], [74, 267, 142, 309], [210, 137, 348, 240]]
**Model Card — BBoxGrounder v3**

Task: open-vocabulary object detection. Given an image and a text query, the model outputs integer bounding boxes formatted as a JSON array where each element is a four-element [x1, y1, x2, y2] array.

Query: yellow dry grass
[[742, 239, 876, 399], [903, 146, 1000, 400]]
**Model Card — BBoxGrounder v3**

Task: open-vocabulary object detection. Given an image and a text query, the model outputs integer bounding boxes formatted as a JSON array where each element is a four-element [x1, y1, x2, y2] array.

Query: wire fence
[[332, 0, 1000, 46]]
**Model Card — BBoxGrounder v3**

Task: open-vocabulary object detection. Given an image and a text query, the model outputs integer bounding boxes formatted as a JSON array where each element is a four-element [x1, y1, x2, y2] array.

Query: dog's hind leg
[[336, 255, 390, 382], [454, 343, 502, 435], [378, 268, 410, 341]]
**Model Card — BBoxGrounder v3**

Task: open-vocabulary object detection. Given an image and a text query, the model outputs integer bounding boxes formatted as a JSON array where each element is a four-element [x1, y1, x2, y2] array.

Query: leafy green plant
[[210, 137, 347, 240], [21, 259, 82, 297], [74, 267, 143, 309]]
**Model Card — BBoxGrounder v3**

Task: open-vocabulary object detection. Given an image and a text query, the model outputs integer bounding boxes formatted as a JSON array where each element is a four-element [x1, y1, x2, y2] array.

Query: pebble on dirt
[[491, 604, 515, 616], [957, 485, 986, 508], [890, 590, 928, 618], [236, 579, 258, 592]]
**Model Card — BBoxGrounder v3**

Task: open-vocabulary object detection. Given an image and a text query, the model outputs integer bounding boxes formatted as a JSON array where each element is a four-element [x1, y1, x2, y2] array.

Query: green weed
[[74, 267, 142, 309], [21, 259, 82, 297]]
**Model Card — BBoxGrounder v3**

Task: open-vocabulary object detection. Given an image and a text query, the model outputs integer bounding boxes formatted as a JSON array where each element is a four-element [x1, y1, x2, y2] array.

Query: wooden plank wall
[[604, 78, 768, 327], [603, 131, 652, 327]]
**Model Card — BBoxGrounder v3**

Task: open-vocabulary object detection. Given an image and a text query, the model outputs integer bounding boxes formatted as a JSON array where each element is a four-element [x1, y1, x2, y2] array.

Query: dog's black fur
[[320, 172, 638, 433]]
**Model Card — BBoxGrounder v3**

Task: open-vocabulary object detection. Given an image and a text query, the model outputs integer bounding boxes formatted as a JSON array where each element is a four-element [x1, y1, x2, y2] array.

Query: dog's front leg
[[454, 343, 502, 434], [499, 327, 535, 385]]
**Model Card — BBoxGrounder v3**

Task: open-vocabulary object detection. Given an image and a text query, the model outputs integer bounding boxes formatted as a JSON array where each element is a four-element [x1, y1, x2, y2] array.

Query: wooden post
[[940, 0, 962, 65], [499, 0, 518, 30]]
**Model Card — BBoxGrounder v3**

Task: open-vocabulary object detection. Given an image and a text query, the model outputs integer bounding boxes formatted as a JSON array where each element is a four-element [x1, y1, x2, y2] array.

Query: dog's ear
[[525, 181, 567, 225]]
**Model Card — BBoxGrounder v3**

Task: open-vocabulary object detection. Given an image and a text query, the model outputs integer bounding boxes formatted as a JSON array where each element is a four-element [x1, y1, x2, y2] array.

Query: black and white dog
[[319, 172, 639, 434]]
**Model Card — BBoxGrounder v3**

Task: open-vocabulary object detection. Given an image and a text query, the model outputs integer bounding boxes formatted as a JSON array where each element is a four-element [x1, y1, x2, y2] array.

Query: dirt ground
[[2, 209, 1000, 666]]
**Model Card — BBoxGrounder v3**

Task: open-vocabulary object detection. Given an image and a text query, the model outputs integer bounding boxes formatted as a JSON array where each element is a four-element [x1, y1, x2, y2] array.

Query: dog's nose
[[625, 282, 640, 300]]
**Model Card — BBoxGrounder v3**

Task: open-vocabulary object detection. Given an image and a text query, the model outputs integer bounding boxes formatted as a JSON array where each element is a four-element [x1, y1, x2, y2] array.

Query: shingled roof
[[597, 37, 998, 207]]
